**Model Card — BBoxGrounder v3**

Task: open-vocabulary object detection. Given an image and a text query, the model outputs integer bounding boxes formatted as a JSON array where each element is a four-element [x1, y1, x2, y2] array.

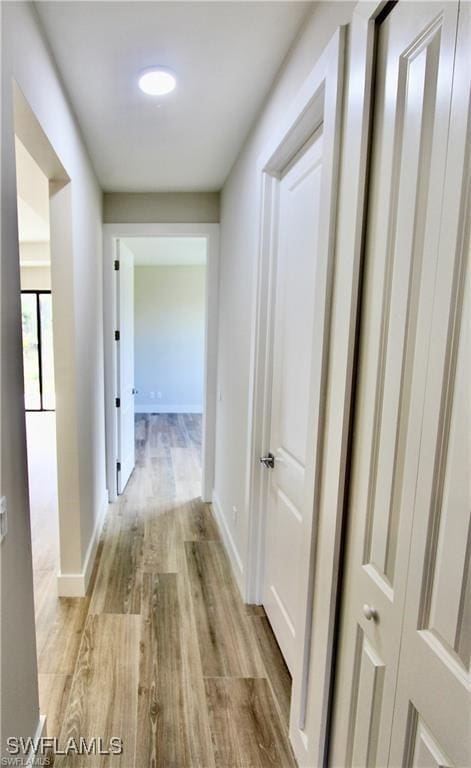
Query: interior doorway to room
[[14, 135, 60, 643], [109, 230, 218, 502]]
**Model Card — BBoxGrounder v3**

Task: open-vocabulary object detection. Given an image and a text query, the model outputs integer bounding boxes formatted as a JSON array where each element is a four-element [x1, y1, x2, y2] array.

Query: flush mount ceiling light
[[138, 67, 177, 96]]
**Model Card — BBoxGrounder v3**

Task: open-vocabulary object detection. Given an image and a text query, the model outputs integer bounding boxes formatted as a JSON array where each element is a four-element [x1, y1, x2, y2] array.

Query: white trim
[[134, 404, 203, 414], [243, 23, 368, 768], [212, 492, 244, 593], [56, 492, 108, 597], [20, 260, 51, 267], [25, 715, 47, 766], [103, 223, 219, 505]]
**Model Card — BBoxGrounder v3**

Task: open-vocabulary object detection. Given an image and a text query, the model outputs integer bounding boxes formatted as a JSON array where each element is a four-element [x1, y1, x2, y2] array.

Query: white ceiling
[[35, 2, 312, 192], [124, 236, 207, 266]]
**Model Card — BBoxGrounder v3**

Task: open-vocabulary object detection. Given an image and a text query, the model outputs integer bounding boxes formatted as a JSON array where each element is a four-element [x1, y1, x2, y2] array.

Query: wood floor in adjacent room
[[35, 414, 295, 767]]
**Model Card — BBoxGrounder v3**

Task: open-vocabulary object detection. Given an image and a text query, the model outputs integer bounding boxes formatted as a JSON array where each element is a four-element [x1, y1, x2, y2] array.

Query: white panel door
[[117, 240, 135, 494], [389, 239, 470, 768], [262, 134, 323, 674], [330, 3, 461, 766], [388, 6, 470, 764]]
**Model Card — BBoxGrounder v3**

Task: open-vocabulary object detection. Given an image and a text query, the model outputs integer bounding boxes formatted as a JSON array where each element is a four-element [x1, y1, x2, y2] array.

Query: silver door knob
[[362, 604, 378, 621], [260, 453, 275, 469]]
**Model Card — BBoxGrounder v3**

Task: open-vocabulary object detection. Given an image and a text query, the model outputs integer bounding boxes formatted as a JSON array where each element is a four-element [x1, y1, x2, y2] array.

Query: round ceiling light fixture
[[138, 67, 177, 96]]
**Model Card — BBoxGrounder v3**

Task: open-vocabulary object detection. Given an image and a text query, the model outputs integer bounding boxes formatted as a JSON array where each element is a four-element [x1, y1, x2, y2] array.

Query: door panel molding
[[349, 632, 385, 768], [404, 706, 454, 768]]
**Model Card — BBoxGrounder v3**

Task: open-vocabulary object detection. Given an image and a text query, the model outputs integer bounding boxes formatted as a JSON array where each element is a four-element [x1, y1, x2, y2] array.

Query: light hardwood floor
[[36, 414, 295, 767]]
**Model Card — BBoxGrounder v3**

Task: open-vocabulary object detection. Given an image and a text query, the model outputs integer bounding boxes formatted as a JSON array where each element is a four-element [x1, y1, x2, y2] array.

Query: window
[[21, 291, 55, 411]]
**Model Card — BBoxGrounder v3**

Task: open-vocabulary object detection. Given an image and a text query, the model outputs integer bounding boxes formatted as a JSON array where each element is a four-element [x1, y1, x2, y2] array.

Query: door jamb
[[103, 222, 219, 504], [245, 3, 386, 763]]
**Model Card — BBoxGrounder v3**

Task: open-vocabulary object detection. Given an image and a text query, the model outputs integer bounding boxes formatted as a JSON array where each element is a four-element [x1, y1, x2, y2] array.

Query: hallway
[[2, 2, 469, 765], [42, 415, 294, 766]]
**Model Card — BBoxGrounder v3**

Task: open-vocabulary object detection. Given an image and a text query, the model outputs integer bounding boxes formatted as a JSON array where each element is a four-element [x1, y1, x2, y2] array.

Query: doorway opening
[[14, 132, 62, 740], [12, 83, 85, 738], [15, 134, 60, 605], [120, 236, 207, 496], [104, 223, 219, 506]]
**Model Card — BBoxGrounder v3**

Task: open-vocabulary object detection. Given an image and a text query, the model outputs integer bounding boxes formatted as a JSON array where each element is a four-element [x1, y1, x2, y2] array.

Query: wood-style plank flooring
[[36, 414, 295, 766]]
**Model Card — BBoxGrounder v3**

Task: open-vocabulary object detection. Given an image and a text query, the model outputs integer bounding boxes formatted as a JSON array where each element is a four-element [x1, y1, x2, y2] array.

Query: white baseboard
[[57, 492, 108, 597], [26, 714, 47, 765], [212, 491, 245, 596], [134, 404, 203, 414]]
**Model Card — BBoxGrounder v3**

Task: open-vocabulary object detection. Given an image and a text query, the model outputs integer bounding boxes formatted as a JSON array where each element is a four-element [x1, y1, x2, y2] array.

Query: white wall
[[214, 1, 355, 592], [19, 241, 50, 263], [20, 240, 51, 291], [20, 266, 51, 291], [1, 1, 106, 752], [134, 266, 206, 412], [104, 191, 220, 223]]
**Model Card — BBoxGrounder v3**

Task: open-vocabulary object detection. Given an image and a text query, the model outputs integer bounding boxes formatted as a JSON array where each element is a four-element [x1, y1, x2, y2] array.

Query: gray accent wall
[[103, 192, 220, 223]]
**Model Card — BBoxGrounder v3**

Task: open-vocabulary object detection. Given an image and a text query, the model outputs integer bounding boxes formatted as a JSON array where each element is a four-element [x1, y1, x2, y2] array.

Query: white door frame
[[245, 26, 345, 764], [244, 4, 385, 763], [103, 222, 219, 504]]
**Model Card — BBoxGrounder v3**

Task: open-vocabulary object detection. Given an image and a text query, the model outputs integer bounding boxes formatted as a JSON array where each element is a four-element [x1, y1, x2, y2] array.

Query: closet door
[[329, 3, 460, 766], [388, 7, 470, 766]]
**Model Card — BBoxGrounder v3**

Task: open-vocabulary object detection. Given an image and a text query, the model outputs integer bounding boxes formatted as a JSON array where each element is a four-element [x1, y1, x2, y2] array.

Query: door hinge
[[114, 260, 120, 271], [115, 397, 120, 408], [114, 330, 120, 341], [117, 461, 121, 472]]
